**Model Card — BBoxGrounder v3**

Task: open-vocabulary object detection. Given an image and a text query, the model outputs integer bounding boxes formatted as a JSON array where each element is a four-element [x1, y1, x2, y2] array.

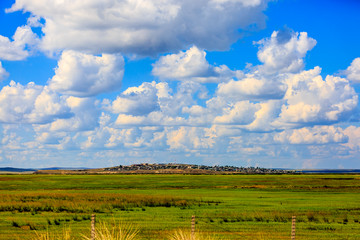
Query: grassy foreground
[[0, 174, 360, 239]]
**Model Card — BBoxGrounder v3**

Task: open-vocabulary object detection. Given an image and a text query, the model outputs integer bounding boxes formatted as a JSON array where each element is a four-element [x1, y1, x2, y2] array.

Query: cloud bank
[[1, 0, 360, 169], [7, 0, 270, 55], [0, 81, 71, 124]]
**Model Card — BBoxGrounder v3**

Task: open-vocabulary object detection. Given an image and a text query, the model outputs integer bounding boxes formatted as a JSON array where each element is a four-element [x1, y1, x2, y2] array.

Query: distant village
[[103, 163, 294, 174]]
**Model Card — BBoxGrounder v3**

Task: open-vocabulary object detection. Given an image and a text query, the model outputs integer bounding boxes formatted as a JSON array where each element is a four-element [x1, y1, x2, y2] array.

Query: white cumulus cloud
[[214, 101, 260, 125], [49, 50, 124, 97], [0, 81, 71, 124], [152, 46, 238, 83], [166, 126, 215, 151], [211, 30, 317, 101], [256, 29, 316, 74], [343, 126, 360, 150], [8, 0, 270, 55], [344, 57, 360, 83], [0, 25, 39, 61], [244, 100, 282, 132], [112, 81, 211, 127], [276, 67, 358, 126], [274, 126, 348, 144], [216, 74, 287, 100], [47, 97, 100, 132], [210, 0, 262, 8], [111, 81, 160, 116]]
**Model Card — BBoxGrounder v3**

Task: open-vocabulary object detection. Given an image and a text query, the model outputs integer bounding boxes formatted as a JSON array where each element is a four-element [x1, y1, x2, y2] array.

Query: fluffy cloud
[[198, 29, 316, 100], [343, 126, 360, 150], [214, 101, 260, 125], [276, 67, 358, 126], [0, 81, 72, 124], [152, 46, 238, 83], [111, 81, 160, 116], [49, 50, 124, 97], [274, 126, 348, 144], [112, 81, 210, 126], [216, 74, 287, 100], [166, 126, 215, 151], [27, 15, 43, 27], [159, 81, 209, 116], [113, 64, 358, 132], [0, 21, 359, 168], [210, 0, 263, 8], [214, 31, 356, 131], [344, 58, 360, 83], [0, 25, 39, 60], [116, 30, 357, 133], [244, 100, 282, 132], [0, 62, 9, 80], [29, 97, 101, 152], [35, 131, 67, 145], [115, 111, 186, 127], [8, 0, 269, 55], [110, 81, 186, 126], [47, 97, 100, 132], [256, 29, 316, 74]]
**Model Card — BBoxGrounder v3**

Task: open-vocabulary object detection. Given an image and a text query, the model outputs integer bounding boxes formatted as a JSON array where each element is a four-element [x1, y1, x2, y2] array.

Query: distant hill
[[34, 163, 295, 175], [39, 167, 91, 170], [0, 167, 36, 172], [0, 167, 91, 173], [3, 164, 360, 175], [297, 169, 360, 173]]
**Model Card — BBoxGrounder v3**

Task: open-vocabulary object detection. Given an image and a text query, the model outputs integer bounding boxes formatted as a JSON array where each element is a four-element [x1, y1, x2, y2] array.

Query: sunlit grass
[[32, 227, 72, 240], [168, 229, 220, 240], [82, 221, 139, 240], [2, 174, 360, 239], [0, 192, 206, 213]]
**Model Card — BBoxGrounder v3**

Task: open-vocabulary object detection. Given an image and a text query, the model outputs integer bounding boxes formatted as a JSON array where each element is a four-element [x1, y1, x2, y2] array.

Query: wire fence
[[89, 214, 298, 240]]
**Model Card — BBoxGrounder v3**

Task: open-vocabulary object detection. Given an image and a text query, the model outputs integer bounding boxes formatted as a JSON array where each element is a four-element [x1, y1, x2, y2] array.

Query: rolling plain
[[0, 174, 360, 239]]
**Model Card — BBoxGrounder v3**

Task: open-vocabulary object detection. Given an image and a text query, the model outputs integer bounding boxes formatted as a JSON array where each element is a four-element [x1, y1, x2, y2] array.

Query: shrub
[[12, 220, 20, 228], [273, 215, 288, 223], [307, 212, 319, 222]]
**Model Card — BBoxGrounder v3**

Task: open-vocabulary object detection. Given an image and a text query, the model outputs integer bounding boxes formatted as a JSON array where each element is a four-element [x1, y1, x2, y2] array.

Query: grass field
[[0, 174, 360, 239]]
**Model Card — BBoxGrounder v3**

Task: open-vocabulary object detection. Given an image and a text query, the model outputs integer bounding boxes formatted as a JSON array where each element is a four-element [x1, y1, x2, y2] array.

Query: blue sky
[[0, 0, 360, 169]]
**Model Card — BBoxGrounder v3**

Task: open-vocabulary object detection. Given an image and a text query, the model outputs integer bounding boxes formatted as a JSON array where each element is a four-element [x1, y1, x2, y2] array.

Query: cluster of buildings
[[103, 163, 294, 174]]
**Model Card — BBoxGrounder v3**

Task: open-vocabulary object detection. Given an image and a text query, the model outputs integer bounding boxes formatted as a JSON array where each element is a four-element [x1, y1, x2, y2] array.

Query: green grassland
[[0, 174, 360, 239]]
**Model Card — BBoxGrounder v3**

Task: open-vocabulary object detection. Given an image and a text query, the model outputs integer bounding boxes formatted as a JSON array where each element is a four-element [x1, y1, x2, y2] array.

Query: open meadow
[[0, 174, 360, 239]]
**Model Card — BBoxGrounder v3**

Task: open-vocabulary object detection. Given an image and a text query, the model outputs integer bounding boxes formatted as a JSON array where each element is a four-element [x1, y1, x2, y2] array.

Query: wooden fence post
[[191, 215, 195, 239], [91, 214, 96, 240], [291, 216, 296, 240]]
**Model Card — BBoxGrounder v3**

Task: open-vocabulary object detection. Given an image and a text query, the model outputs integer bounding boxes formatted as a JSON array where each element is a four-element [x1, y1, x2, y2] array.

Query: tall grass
[[32, 227, 72, 240], [32, 221, 139, 240], [82, 221, 139, 240], [0, 192, 207, 213], [32, 224, 223, 240], [168, 229, 220, 240]]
